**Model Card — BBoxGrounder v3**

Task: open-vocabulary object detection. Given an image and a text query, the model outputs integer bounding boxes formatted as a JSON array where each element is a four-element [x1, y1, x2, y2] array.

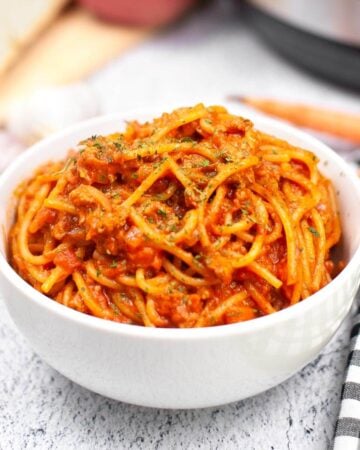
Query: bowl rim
[[1, 110, 360, 341]]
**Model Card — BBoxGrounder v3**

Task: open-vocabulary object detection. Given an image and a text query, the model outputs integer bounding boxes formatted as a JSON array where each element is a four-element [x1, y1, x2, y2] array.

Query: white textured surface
[[0, 298, 352, 449], [1, 0, 360, 448]]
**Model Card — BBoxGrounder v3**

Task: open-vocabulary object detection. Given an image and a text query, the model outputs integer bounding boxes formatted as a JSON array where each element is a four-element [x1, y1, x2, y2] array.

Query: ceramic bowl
[[0, 108, 360, 409]]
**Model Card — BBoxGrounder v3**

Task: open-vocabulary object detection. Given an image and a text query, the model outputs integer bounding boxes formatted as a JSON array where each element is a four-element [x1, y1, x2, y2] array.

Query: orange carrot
[[229, 96, 360, 144]]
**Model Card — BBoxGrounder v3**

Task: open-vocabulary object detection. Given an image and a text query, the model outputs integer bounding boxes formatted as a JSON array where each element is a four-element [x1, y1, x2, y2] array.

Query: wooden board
[[0, 0, 69, 76], [0, 6, 150, 124]]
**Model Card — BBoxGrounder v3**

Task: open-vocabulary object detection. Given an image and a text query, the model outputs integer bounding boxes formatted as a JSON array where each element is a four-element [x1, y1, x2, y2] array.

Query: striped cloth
[[333, 299, 360, 449]]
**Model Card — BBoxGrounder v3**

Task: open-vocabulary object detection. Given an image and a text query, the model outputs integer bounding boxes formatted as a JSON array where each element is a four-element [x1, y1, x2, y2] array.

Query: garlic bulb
[[0, 131, 24, 172], [6, 83, 99, 144]]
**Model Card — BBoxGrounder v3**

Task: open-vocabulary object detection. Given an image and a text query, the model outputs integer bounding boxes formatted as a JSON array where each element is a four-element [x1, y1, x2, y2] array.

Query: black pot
[[247, 5, 360, 90]]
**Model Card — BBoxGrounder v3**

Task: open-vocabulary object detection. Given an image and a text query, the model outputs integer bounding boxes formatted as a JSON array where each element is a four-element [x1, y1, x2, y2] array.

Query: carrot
[[229, 96, 360, 144]]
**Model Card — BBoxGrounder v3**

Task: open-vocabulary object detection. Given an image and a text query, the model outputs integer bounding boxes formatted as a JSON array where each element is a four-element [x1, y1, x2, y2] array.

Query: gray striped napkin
[[333, 299, 360, 449]]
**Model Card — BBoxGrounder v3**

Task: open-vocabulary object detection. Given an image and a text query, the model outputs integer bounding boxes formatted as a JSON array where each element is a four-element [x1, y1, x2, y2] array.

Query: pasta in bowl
[[9, 105, 342, 328], [0, 104, 359, 408]]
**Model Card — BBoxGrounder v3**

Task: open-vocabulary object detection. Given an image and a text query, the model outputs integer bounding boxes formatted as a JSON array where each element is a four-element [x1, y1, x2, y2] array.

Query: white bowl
[[0, 109, 360, 409]]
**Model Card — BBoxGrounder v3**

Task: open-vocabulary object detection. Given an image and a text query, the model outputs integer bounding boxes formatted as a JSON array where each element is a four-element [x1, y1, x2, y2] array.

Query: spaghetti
[[9, 104, 342, 327]]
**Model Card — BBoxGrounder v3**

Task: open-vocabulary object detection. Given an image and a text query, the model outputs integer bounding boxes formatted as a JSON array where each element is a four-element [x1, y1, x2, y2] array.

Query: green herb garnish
[[157, 209, 167, 217], [308, 226, 320, 238], [62, 157, 76, 172], [198, 160, 210, 167], [180, 137, 195, 143]]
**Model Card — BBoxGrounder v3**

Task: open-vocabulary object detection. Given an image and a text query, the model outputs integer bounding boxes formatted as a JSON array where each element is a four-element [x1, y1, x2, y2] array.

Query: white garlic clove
[[6, 83, 99, 145], [0, 131, 25, 172]]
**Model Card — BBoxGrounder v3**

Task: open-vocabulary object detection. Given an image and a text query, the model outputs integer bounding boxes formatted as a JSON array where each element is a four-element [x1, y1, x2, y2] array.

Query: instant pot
[[247, 0, 360, 89]]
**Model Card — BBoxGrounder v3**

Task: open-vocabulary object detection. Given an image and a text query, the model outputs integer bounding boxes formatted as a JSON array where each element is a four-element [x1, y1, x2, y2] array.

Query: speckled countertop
[[0, 298, 351, 449], [1, 1, 359, 449]]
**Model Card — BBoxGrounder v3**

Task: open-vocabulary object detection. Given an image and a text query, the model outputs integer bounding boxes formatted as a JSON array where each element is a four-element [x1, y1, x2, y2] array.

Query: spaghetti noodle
[[9, 104, 342, 327]]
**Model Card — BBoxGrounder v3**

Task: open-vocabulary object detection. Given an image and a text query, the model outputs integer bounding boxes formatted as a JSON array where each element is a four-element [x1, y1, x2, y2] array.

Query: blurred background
[[0, 0, 359, 171]]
